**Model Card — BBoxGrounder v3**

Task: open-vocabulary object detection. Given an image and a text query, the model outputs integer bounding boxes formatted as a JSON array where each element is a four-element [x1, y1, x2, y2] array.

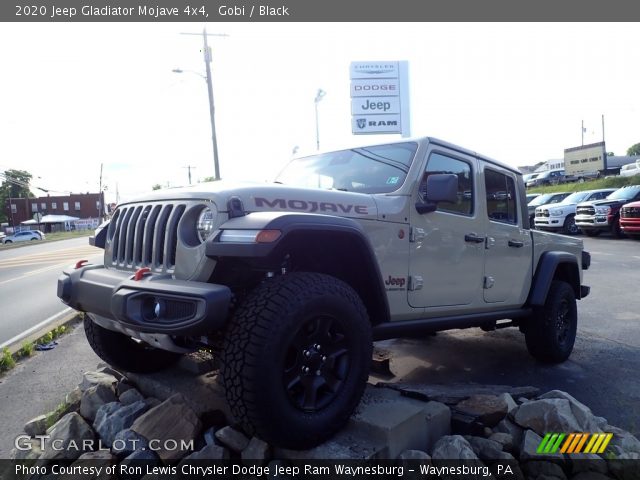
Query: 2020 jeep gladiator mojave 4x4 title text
[[58, 137, 590, 449]]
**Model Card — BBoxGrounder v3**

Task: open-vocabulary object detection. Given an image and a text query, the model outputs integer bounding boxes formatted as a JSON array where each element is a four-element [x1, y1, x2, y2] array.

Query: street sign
[[350, 61, 410, 136]]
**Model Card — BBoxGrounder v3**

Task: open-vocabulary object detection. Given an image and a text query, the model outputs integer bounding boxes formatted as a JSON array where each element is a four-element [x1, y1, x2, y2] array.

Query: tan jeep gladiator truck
[[58, 137, 590, 448]]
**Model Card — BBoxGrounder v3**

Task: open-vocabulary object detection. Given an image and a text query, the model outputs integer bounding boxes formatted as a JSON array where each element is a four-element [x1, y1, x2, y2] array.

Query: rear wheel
[[524, 280, 577, 363], [84, 316, 181, 373], [221, 272, 372, 449]]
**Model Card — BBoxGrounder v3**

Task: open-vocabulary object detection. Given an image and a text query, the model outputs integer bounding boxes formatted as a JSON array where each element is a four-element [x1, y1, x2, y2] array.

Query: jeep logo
[[384, 275, 406, 290]]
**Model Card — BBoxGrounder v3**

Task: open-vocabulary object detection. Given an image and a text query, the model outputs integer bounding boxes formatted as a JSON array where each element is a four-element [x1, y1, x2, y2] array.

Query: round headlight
[[197, 206, 216, 242]]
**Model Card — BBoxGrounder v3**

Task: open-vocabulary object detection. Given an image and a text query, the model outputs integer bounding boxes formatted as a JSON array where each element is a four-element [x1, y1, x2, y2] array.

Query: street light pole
[[314, 89, 326, 151], [179, 29, 228, 181]]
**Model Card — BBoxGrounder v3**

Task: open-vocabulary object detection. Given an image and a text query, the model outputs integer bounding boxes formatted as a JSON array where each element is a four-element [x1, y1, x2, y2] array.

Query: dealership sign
[[350, 61, 410, 136], [564, 142, 607, 176]]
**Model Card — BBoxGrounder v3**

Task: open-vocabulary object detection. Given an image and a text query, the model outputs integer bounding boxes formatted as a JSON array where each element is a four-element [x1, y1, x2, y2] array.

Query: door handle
[[508, 240, 524, 248], [464, 233, 485, 244]]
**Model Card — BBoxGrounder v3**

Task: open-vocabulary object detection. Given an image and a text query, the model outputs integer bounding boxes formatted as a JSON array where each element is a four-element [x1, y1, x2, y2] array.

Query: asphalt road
[[0, 237, 102, 347], [375, 235, 640, 436]]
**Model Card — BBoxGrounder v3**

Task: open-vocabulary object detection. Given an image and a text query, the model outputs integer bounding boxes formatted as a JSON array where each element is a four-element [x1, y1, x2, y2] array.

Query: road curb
[[2, 311, 82, 356]]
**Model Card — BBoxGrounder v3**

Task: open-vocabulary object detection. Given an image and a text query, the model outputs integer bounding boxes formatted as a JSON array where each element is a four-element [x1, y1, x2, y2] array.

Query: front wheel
[[84, 316, 181, 373], [562, 215, 580, 235], [221, 272, 372, 449], [524, 280, 577, 363]]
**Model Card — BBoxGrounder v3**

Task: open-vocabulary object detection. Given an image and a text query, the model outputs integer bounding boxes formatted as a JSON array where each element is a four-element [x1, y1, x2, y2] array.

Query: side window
[[485, 168, 518, 225], [421, 152, 473, 215]]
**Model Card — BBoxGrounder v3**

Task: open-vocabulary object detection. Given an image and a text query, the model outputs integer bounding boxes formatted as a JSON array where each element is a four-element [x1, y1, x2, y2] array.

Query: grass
[[0, 347, 16, 372], [527, 175, 640, 195], [19, 341, 34, 358], [45, 402, 68, 429]]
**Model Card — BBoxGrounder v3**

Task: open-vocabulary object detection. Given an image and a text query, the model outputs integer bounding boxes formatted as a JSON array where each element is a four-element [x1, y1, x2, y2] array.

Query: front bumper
[[57, 264, 231, 336]]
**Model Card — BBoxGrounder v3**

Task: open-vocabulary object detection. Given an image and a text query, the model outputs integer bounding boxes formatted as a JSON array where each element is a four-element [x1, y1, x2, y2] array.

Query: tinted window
[[485, 169, 518, 224], [421, 153, 473, 215]]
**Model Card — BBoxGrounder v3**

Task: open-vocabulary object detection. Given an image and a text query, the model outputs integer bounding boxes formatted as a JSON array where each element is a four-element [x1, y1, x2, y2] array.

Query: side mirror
[[415, 174, 459, 214]]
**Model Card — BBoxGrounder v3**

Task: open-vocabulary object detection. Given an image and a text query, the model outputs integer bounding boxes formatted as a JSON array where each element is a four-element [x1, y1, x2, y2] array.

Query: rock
[[178, 351, 218, 374], [215, 426, 250, 452], [520, 430, 563, 462], [466, 436, 506, 460], [24, 415, 47, 437], [494, 418, 524, 454], [96, 365, 124, 381], [380, 382, 539, 405], [65, 387, 83, 412], [593, 416, 607, 429], [181, 443, 230, 461], [124, 449, 159, 462], [451, 411, 486, 436], [398, 449, 431, 462], [119, 388, 145, 405], [500, 393, 518, 414], [77, 450, 116, 461], [607, 451, 640, 480], [203, 426, 217, 446], [606, 425, 640, 454], [513, 399, 582, 436], [80, 384, 118, 422], [454, 394, 508, 427], [538, 391, 601, 432], [94, 401, 148, 447], [111, 428, 149, 457], [489, 432, 514, 452], [431, 435, 481, 461], [242, 437, 270, 463], [570, 473, 613, 480], [522, 461, 567, 480], [121, 450, 160, 479], [130, 393, 201, 462], [80, 371, 118, 392], [41, 412, 95, 460], [144, 397, 162, 409], [10, 437, 43, 461], [569, 453, 608, 475], [116, 380, 134, 397]]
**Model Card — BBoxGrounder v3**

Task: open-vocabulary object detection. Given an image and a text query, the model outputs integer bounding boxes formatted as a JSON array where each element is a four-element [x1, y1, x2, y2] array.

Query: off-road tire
[[583, 230, 601, 237], [562, 214, 579, 235], [220, 272, 372, 449], [524, 280, 577, 363], [84, 316, 181, 373]]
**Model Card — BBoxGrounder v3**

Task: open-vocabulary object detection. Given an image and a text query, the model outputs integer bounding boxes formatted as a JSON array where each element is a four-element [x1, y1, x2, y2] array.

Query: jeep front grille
[[107, 202, 187, 273], [576, 206, 595, 216], [622, 206, 640, 218]]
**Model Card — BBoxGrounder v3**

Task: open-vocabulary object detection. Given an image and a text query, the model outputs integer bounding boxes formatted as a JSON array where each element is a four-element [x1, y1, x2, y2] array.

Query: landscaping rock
[[116, 380, 134, 397], [111, 428, 149, 457], [130, 393, 201, 462], [178, 443, 229, 461], [241, 436, 270, 463], [94, 401, 148, 447], [144, 397, 162, 409], [80, 371, 118, 392], [568, 453, 608, 476], [80, 384, 118, 422], [41, 412, 95, 461], [489, 432, 514, 452], [77, 450, 117, 461], [10, 437, 43, 461], [494, 418, 524, 454], [119, 388, 144, 405], [96, 364, 125, 381], [215, 426, 250, 452], [538, 390, 601, 432], [513, 399, 582, 436], [65, 387, 83, 412], [521, 460, 567, 480], [398, 449, 431, 463], [203, 426, 217, 446], [606, 425, 640, 454], [431, 435, 480, 461], [124, 449, 160, 462], [380, 382, 539, 405], [454, 394, 508, 427], [450, 411, 485, 436], [500, 392, 518, 414], [466, 436, 507, 460], [24, 414, 47, 437], [520, 430, 563, 462]]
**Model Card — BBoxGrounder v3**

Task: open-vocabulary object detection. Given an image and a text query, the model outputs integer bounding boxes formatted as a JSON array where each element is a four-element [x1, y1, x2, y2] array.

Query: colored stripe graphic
[[540, 433, 613, 454]]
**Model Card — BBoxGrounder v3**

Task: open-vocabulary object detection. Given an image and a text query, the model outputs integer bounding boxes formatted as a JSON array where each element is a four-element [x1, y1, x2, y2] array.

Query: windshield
[[529, 193, 553, 206], [607, 186, 640, 201], [560, 191, 589, 204], [276, 142, 418, 194]]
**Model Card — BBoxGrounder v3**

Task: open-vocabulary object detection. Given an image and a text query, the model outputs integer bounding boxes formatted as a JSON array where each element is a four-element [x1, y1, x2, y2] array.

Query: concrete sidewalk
[[0, 322, 100, 457]]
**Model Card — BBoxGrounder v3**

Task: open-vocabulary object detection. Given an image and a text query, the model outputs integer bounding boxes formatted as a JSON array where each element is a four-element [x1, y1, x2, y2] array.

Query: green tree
[[627, 143, 640, 156], [201, 176, 215, 182], [151, 184, 162, 191], [0, 169, 33, 223], [606, 152, 615, 157]]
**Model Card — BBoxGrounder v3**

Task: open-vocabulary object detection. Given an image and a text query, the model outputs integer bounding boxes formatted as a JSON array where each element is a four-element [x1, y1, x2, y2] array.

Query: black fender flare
[[528, 251, 581, 306], [206, 212, 390, 323]]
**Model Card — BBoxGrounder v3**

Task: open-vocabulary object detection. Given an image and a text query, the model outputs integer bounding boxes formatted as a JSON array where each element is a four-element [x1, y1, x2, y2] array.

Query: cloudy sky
[[1, 23, 639, 203]]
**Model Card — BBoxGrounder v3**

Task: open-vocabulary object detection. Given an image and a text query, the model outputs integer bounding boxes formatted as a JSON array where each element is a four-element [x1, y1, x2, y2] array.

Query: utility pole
[[183, 165, 196, 185], [180, 29, 228, 181]]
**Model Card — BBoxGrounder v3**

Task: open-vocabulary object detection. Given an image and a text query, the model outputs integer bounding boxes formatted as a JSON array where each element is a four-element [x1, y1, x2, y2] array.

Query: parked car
[[534, 189, 616, 235], [527, 192, 572, 226], [2, 230, 45, 243], [575, 185, 640, 238], [619, 161, 640, 178], [620, 201, 640, 239], [526, 169, 567, 187], [526, 193, 541, 204], [0, 232, 5, 243]]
